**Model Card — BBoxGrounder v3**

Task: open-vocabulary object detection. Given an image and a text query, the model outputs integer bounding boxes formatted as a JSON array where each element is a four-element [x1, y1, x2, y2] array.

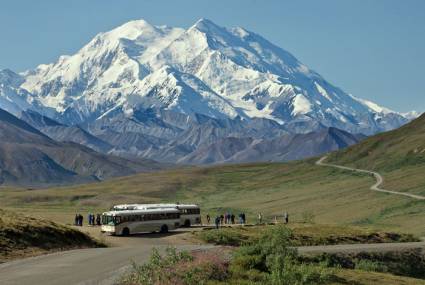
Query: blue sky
[[1, 0, 424, 112]]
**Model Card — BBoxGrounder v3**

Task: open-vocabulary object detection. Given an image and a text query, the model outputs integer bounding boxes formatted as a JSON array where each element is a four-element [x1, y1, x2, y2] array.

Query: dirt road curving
[[0, 235, 213, 285], [316, 156, 425, 200], [0, 227, 214, 285]]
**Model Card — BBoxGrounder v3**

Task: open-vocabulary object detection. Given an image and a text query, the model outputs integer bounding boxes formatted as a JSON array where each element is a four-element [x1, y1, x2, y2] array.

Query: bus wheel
[[184, 220, 191, 227], [122, 227, 130, 236], [160, 225, 168, 233]]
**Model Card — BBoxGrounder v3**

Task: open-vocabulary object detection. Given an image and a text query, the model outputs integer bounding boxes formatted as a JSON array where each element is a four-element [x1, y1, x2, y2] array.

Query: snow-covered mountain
[[0, 18, 419, 165], [0, 69, 46, 117], [6, 18, 411, 135]]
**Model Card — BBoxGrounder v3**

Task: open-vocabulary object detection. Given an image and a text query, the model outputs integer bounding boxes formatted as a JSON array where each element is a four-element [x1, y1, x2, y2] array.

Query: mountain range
[[0, 18, 418, 173], [0, 108, 159, 186]]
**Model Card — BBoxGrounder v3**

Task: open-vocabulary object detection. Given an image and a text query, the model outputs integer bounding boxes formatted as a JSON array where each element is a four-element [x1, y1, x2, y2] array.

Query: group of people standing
[[205, 211, 289, 229], [205, 212, 247, 229], [74, 214, 84, 226], [88, 213, 101, 226], [74, 213, 101, 226]]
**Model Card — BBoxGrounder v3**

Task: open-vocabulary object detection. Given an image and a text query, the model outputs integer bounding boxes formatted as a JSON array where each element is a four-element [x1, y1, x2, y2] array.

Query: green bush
[[231, 226, 333, 284], [355, 259, 388, 272], [119, 247, 229, 285], [269, 260, 333, 285], [120, 227, 335, 285], [231, 225, 296, 271], [119, 247, 193, 285]]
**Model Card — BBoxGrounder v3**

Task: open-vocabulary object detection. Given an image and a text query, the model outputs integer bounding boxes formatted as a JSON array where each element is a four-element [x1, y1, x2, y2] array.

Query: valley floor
[[1, 158, 424, 236]]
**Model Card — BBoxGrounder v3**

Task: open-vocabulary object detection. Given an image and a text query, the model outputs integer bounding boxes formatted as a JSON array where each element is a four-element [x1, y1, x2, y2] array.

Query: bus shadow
[[119, 229, 193, 239]]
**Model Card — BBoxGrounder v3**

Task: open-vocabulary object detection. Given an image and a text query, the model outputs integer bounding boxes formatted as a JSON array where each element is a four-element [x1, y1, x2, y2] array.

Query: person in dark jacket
[[88, 213, 93, 226], [78, 214, 83, 226], [215, 216, 220, 229], [96, 214, 101, 226], [75, 214, 79, 226]]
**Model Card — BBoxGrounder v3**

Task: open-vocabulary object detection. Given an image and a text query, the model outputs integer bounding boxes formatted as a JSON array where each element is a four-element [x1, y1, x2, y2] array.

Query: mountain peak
[[117, 18, 155, 31], [190, 18, 223, 33], [193, 18, 216, 26], [104, 18, 158, 41]]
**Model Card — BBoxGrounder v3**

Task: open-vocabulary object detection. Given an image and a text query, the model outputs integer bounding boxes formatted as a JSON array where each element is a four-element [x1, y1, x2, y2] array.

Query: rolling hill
[[0, 208, 103, 262], [328, 113, 425, 196]]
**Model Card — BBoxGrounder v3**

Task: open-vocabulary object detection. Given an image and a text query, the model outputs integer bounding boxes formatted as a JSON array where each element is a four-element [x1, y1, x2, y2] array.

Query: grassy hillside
[[328, 113, 425, 196], [0, 209, 104, 262], [1, 158, 424, 235]]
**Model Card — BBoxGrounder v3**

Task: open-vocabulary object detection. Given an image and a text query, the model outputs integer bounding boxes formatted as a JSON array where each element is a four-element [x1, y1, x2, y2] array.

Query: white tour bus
[[101, 208, 180, 236], [111, 203, 201, 227]]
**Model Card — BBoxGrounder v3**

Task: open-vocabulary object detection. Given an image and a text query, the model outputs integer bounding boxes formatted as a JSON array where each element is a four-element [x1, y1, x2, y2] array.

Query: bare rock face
[[0, 108, 160, 186]]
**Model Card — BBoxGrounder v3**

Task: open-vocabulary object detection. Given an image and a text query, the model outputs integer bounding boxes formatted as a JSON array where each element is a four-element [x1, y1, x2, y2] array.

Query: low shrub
[[230, 226, 333, 285], [120, 226, 334, 285], [269, 260, 333, 285], [355, 259, 388, 272], [119, 247, 229, 285]]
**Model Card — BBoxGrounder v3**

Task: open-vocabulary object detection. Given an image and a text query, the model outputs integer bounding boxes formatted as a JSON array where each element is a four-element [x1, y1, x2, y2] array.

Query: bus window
[[166, 213, 178, 219], [184, 208, 200, 215], [102, 215, 117, 225]]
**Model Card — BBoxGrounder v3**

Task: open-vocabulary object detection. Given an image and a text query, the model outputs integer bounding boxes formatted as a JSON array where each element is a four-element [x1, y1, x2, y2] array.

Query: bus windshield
[[102, 215, 120, 225]]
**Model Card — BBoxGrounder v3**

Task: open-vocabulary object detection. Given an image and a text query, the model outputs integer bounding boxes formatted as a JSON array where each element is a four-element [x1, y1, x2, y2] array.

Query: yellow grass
[[1, 159, 424, 236]]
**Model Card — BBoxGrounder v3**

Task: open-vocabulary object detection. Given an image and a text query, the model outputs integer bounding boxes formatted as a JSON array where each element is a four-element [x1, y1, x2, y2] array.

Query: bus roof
[[103, 207, 180, 216], [112, 203, 199, 210]]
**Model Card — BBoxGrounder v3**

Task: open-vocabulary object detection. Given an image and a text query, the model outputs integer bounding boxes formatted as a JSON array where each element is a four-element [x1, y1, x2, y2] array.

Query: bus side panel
[[180, 214, 201, 226]]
